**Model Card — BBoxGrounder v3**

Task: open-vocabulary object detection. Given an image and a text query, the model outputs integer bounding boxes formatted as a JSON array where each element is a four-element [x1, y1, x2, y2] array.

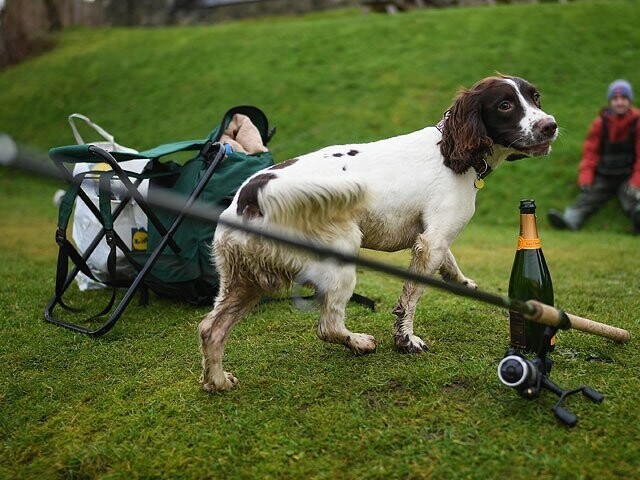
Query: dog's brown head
[[439, 75, 558, 174]]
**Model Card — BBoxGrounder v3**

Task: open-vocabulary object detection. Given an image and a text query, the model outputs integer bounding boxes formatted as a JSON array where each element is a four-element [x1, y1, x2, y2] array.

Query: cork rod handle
[[524, 300, 631, 343]]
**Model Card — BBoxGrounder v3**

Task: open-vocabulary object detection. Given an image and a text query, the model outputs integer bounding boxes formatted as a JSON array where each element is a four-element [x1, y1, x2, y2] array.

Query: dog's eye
[[498, 101, 512, 111], [532, 92, 541, 106]]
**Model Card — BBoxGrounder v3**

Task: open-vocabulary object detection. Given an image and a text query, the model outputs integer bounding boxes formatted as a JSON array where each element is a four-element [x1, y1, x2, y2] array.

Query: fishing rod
[[0, 134, 631, 343]]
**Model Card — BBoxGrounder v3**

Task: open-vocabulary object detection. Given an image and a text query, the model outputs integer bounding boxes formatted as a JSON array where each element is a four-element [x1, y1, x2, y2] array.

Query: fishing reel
[[497, 325, 604, 427]]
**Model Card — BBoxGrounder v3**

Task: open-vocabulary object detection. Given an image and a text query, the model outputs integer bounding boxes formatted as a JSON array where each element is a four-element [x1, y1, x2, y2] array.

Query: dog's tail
[[237, 173, 367, 231]]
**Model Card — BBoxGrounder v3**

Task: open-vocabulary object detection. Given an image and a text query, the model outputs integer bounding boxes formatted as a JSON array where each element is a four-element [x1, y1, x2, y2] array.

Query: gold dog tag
[[474, 178, 485, 189]]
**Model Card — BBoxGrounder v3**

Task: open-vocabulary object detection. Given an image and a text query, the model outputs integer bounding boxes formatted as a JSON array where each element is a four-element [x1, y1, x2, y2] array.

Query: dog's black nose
[[540, 120, 558, 138]]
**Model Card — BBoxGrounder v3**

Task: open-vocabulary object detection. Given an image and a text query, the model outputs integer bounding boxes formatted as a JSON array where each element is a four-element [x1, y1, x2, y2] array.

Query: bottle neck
[[517, 213, 541, 250]]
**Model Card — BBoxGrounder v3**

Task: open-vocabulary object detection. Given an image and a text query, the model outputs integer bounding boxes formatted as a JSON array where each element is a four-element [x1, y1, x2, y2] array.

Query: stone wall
[[0, 0, 569, 69], [0, 0, 359, 68], [172, 0, 359, 25]]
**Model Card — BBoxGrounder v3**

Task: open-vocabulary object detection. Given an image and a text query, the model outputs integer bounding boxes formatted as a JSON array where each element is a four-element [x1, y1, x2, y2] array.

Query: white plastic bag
[[68, 113, 139, 155], [66, 114, 150, 290]]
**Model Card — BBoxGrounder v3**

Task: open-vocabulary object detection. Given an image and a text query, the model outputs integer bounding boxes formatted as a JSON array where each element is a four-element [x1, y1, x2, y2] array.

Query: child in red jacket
[[548, 79, 640, 234]]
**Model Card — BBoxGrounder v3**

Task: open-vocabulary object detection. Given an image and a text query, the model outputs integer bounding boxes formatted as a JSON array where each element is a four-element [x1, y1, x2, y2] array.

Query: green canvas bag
[[49, 106, 275, 311], [133, 110, 275, 304]]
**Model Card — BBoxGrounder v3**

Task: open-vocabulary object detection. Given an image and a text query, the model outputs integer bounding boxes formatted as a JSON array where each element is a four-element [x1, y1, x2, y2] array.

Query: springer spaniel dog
[[199, 75, 558, 392]]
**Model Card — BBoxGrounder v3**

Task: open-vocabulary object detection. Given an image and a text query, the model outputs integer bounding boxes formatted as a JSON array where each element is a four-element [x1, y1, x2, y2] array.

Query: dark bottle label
[[509, 310, 527, 348]]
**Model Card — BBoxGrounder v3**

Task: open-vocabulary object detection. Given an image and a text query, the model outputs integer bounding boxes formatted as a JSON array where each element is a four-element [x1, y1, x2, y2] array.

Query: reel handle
[[554, 406, 577, 427]]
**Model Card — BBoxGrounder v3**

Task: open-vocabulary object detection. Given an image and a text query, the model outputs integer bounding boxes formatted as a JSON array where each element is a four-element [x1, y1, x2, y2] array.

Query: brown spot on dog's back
[[236, 173, 277, 218], [269, 158, 299, 170], [333, 153, 343, 157]]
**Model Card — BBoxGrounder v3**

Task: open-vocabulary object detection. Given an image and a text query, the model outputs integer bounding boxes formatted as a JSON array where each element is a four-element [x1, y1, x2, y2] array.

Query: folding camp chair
[[44, 106, 275, 337]]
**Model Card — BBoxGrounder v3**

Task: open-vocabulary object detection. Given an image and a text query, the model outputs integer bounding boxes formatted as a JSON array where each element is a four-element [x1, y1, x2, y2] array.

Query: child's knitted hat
[[607, 80, 633, 102]]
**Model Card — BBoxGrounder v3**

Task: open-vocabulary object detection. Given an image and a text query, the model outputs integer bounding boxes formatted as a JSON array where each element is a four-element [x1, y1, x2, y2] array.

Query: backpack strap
[[94, 171, 119, 317], [53, 169, 119, 316], [599, 112, 608, 151], [54, 172, 95, 311]]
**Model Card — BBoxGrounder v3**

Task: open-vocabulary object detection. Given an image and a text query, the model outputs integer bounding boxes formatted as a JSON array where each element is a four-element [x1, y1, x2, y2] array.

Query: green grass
[[1, 1, 640, 478]]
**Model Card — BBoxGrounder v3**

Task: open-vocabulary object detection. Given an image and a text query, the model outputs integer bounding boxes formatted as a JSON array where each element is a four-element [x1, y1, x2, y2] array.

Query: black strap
[[264, 292, 376, 311], [349, 292, 376, 311], [600, 113, 608, 149], [54, 237, 84, 313], [53, 169, 120, 316], [54, 171, 98, 312], [138, 284, 150, 307], [632, 117, 637, 147]]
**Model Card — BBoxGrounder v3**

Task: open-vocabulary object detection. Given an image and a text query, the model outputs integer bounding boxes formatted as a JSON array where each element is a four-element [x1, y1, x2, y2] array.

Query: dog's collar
[[471, 158, 492, 189], [436, 110, 492, 189], [435, 110, 450, 133]]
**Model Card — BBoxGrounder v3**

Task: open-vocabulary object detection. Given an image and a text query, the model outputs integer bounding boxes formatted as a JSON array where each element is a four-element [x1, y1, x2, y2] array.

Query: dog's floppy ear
[[439, 88, 493, 174]]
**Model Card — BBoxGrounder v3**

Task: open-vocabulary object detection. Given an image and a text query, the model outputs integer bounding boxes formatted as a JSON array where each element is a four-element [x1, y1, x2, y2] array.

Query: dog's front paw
[[202, 371, 238, 393], [346, 333, 377, 356], [395, 334, 429, 354]]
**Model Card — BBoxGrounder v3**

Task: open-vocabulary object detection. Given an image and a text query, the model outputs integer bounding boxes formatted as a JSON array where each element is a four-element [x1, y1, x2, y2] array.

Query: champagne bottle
[[508, 199, 555, 353]]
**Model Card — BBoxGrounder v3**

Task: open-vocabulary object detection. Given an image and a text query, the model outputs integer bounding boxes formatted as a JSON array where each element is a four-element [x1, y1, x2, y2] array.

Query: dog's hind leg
[[393, 233, 448, 353], [439, 249, 477, 289], [310, 262, 377, 355], [199, 282, 261, 393]]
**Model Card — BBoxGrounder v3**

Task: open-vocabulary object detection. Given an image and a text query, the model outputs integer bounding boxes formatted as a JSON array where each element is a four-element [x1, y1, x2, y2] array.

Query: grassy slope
[[0, 0, 639, 229], [1, 1, 640, 478]]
